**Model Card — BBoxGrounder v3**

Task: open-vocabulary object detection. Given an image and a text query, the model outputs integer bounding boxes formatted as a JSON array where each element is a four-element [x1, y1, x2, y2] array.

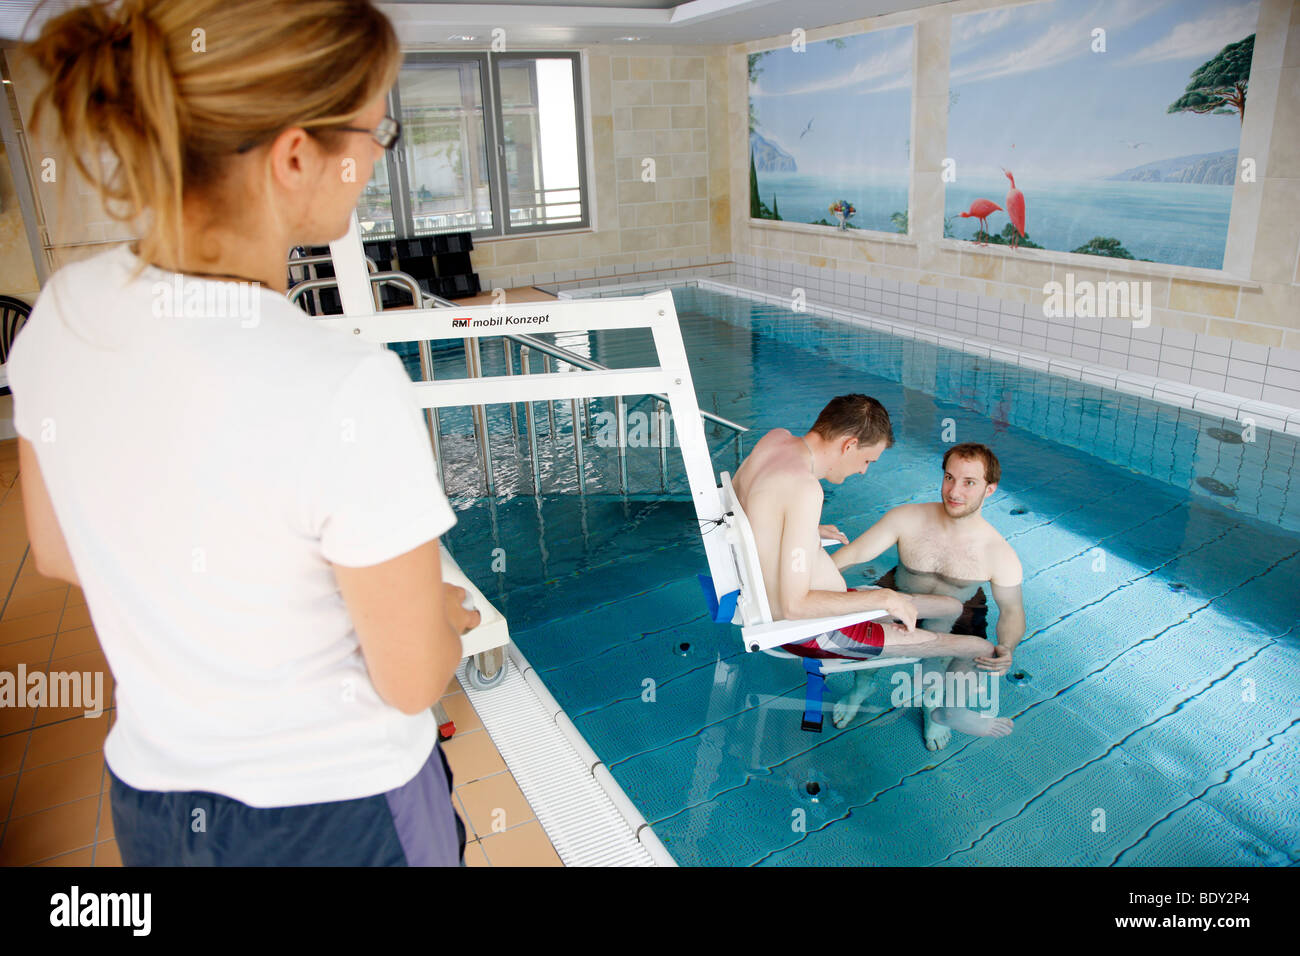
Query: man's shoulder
[[889, 501, 937, 527], [983, 524, 1023, 580]]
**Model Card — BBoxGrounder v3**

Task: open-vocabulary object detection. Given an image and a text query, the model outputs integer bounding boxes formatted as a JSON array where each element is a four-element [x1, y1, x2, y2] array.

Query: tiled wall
[[470, 46, 733, 294], [730, 254, 1300, 412]]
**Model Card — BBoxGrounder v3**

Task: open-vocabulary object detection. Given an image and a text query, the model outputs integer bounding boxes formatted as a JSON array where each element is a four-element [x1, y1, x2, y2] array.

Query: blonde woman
[[9, 0, 479, 865]]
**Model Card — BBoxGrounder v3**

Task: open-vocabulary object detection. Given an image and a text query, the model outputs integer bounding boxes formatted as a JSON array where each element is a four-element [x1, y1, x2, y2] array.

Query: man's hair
[[942, 442, 1001, 485], [810, 394, 894, 447]]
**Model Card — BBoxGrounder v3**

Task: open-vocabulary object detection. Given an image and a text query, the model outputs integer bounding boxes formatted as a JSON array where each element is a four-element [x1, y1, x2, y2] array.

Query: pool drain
[[1195, 476, 1236, 497], [1168, 582, 1188, 593], [1006, 670, 1031, 685], [804, 781, 822, 801], [1206, 427, 1244, 444], [674, 641, 692, 657], [1010, 507, 1028, 516]]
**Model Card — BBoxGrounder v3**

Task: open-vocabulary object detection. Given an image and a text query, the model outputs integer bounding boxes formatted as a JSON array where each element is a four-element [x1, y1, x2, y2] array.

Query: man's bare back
[[732, 429, 844, 619]]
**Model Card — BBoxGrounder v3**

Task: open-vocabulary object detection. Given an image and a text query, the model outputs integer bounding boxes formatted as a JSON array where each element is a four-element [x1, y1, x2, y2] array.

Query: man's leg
[[929, 655, 1013, 742], [924, 595, 1012, 748], [830, 622, 992, 729], [830, 574, 962, 729]]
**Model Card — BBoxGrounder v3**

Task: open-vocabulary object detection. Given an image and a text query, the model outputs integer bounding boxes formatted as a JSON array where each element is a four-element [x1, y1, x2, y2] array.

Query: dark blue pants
[[108, 743, 467, 866]]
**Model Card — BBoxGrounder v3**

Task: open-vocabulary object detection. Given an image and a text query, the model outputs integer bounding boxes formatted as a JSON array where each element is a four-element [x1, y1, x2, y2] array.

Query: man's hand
[[818, 524, 849, 545], [881, 589, 918, 631], [444, 583, 482, 637], [975, 643, 1013, 673]]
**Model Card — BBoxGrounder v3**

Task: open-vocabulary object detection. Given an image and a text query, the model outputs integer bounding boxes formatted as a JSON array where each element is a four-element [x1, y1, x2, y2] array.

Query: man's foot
[[933, 707, 1014, 739], [923, 706, 952, 751], [832, 694, 862, 728], [831, 672, 874, 728]]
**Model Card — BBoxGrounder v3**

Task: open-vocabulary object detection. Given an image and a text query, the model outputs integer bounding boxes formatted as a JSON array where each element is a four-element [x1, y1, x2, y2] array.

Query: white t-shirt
[[6, 244, 457, 807]]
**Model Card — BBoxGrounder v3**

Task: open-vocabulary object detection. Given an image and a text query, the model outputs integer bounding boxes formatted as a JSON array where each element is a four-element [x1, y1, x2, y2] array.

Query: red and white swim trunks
[[780, 588, 887, 660]]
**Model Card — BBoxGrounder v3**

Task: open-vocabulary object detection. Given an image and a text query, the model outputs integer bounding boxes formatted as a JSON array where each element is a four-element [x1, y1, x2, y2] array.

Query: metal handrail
[[289, 263, 747, 495], [505, 332, 747, 437]]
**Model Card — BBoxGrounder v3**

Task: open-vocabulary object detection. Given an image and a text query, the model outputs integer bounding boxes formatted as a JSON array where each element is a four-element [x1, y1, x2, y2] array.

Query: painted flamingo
[[959, 198, 1002, 245], [1002, 168, 1026, 250]]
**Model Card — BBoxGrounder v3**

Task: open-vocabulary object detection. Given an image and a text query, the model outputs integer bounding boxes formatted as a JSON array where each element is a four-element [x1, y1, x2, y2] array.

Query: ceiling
[[2, 0, 953, 47]]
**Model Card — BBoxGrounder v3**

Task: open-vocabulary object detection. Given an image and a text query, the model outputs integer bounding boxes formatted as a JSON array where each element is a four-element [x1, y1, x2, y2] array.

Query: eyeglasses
[[332, 116, 402, 150], [234, 116, 401, 154]]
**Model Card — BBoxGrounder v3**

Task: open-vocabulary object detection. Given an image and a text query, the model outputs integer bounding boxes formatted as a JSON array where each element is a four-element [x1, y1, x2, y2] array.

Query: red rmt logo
[[452, 318, 470, 328]]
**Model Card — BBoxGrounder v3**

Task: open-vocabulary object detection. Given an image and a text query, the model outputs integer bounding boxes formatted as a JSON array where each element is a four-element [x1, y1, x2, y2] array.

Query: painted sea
[[753, 172, 1233, 270]]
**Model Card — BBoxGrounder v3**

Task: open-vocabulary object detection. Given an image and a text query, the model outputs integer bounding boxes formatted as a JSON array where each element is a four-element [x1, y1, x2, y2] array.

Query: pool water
[[408, 286, 1300, 867]]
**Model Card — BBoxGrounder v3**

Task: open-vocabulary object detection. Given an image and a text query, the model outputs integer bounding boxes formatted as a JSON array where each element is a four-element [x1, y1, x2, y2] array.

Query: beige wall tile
[[961, 250, 1001, 280], [652, 81, 692, 105], [670, 58, 706, 80], [637, 202, 675, 227], [670, 106, 707, 128], [492, 240, 539, 266], [631, 106, 672, 130], [613, 81, 653, 108], [629, 57, 669, 82], [1168, 278, 1240, 318], [1236, 281, 1300, 329]]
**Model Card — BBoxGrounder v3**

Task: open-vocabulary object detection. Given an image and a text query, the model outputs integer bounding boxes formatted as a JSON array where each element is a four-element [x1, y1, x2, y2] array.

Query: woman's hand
[[443, 584, 482, 636]]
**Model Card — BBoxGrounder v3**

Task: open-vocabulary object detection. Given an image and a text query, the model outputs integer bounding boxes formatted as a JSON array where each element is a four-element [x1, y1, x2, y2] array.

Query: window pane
[[357, 153, 395, 239], [400, 61, 494, 235], [499, 57, 582, 228]]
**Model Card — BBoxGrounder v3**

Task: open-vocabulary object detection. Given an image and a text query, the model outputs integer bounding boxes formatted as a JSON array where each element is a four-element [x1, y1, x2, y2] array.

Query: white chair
[[698, 472, 918, 731]]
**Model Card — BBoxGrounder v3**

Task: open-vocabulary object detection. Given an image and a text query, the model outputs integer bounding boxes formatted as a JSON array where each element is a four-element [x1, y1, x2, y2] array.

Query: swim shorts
[[780, 588, 887, 660], [875, 567, 989, 638]]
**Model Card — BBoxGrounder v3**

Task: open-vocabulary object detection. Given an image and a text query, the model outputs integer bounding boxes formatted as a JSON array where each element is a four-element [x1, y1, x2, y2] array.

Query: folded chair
[[698, 472, 919, 732]]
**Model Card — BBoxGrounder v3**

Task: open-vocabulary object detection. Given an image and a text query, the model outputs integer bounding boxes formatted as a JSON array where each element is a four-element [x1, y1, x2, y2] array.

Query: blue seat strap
[[801, 657, 826, 733]]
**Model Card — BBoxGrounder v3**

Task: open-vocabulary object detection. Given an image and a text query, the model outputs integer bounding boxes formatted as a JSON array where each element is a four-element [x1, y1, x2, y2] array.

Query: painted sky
[[748, 26, 913, 179], [949, 0, 1261, 183]]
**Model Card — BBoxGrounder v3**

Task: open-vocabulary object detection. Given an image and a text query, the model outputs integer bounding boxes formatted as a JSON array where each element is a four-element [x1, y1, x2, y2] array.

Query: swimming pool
[[410, 285, 1300, 867]]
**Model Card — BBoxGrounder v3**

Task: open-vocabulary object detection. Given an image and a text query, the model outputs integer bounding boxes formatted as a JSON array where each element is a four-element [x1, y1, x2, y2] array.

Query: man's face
[[829, 437, 888, 484], [942, 455, 995, 517]]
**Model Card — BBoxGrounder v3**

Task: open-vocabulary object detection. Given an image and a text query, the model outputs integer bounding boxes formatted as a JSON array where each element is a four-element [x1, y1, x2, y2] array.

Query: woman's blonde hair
[[22, 0, 401, 281]]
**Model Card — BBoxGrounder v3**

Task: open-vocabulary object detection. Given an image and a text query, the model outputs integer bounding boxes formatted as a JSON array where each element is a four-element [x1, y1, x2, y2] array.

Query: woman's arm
[[17, 438, 80, 586], [332, 540, 479, 715]]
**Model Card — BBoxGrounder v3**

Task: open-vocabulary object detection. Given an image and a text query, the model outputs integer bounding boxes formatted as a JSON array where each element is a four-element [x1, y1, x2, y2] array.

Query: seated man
[[731, 394, 1001, 680], [830, 442, 1024, 749]]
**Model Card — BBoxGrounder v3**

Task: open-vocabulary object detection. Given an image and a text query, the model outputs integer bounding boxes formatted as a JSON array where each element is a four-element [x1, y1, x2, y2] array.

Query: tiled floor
[[0, 436, 562, 867]]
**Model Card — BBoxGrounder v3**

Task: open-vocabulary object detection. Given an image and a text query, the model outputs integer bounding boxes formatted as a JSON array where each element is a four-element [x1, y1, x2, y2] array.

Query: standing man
[[830, 443, 1025, 749]]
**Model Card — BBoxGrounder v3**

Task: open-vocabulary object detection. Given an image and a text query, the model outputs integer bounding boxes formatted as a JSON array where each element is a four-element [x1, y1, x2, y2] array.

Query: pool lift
[[320, 214, 907, 734], [699, 475, 918, 731]]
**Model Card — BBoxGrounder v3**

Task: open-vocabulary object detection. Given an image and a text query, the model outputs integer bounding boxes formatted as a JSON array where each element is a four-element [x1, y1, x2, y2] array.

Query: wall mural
[[748, 25, 914, 234], [946, 0, 1259, 269]]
